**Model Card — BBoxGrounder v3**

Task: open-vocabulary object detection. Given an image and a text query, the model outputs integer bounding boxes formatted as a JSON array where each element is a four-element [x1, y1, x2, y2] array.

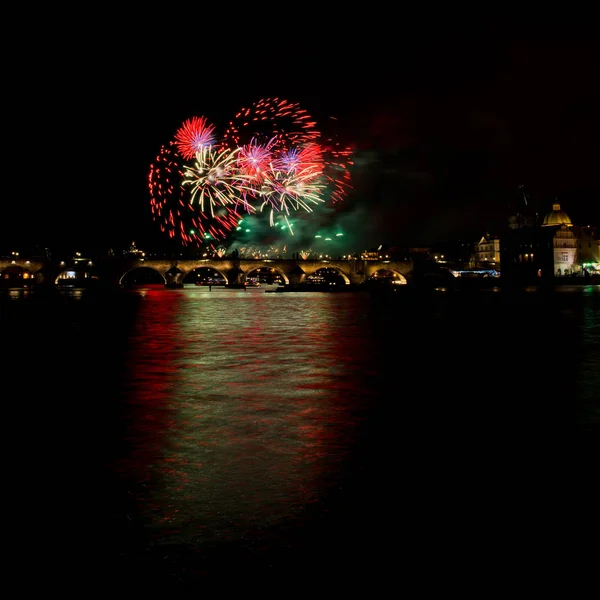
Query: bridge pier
[[226, 266, 244, 287], [165, 267, 184, 288], [287, 266, 307, 289]]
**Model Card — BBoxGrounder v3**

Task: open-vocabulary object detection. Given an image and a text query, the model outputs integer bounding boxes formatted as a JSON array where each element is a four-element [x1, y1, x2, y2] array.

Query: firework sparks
[[182, 146, 255, 216], [272, 142, 324, 177], [149, 100, 352, 249], [235, 136, 277, 206], [223, 97, 320, 150], [149, 142, 241, 246], [259, 165, 326, 232], [322, 141, 354, 203], [174, 116, 217, 160]]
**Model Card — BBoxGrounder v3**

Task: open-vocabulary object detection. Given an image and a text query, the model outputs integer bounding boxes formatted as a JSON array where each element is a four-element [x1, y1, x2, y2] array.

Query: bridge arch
[[120, 266, 166, 286], [170, 260, 241, 287], [367, 268, 407, 285], [182, 266, 229, 285], [305, 266, 350, 285], [54, 263, 100, 286], [243, 265, 289, 285], [0, 264, 37, 286]]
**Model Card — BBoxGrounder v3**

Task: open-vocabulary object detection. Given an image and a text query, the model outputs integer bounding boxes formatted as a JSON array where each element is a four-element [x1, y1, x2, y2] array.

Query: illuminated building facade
[[541, 203, 577, 275], [501, 202, 600, 281], [576, 226, 600, 275], [474, 234, 501, 267]]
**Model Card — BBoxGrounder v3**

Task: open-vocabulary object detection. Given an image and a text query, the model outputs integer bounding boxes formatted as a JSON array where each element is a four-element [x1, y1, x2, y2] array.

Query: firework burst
[[182, 145, 255, 216], [235, 136, 276, 201], [149, 142, 241, 247], [149, 100, 353, 249], [272, 142, 324, 177], [223, 97, 320, 151], [259, 166, 326, 233], [174, 116, 217, 160]]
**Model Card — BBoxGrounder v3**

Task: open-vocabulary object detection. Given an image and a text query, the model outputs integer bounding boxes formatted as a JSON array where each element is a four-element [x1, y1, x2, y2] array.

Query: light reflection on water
[[118, 288, 380, 550], [112, 285, 600, 552], [1, 284, 599, 584]]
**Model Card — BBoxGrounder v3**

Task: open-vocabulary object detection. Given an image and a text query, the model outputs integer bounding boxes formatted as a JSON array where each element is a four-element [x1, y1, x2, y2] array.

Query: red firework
[[322, 140, 354, 204], [222, 98, 320, 151], [149, 102, 353, 249], [148, 142, 240, 247], [236, 136, 276, 184], [174, 116, 217, 160], [271, 142, 325, 179]]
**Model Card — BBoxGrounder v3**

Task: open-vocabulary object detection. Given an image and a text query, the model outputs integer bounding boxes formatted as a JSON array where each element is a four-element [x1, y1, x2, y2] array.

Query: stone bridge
[[0, 257, 415, 287]]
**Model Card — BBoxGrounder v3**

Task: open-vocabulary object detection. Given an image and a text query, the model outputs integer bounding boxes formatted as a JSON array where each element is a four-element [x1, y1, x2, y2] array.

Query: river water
[[2, 284, 599, 590]]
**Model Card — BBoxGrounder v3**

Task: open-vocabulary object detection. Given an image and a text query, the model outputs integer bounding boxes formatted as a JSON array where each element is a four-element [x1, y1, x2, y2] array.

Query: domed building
[[501, 199, 599, 282], [542, 202, 573, 227], [541, 203, 577, 276]]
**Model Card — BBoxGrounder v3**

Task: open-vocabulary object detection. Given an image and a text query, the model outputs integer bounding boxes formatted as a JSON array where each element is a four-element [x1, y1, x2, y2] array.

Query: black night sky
[[4, 14, 599, 255]]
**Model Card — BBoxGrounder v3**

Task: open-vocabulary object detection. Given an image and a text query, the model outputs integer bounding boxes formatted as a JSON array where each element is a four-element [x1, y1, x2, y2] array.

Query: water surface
[[2, 284, 598, 589]]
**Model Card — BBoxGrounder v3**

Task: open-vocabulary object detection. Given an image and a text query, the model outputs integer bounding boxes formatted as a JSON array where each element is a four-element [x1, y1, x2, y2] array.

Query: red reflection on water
[[116, 291, 380, 546], [117, 289, 186, 487]]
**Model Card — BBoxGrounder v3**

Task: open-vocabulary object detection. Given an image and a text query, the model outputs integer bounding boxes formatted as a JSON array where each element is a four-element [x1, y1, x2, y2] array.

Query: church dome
[[542, 203, 572, 227]]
